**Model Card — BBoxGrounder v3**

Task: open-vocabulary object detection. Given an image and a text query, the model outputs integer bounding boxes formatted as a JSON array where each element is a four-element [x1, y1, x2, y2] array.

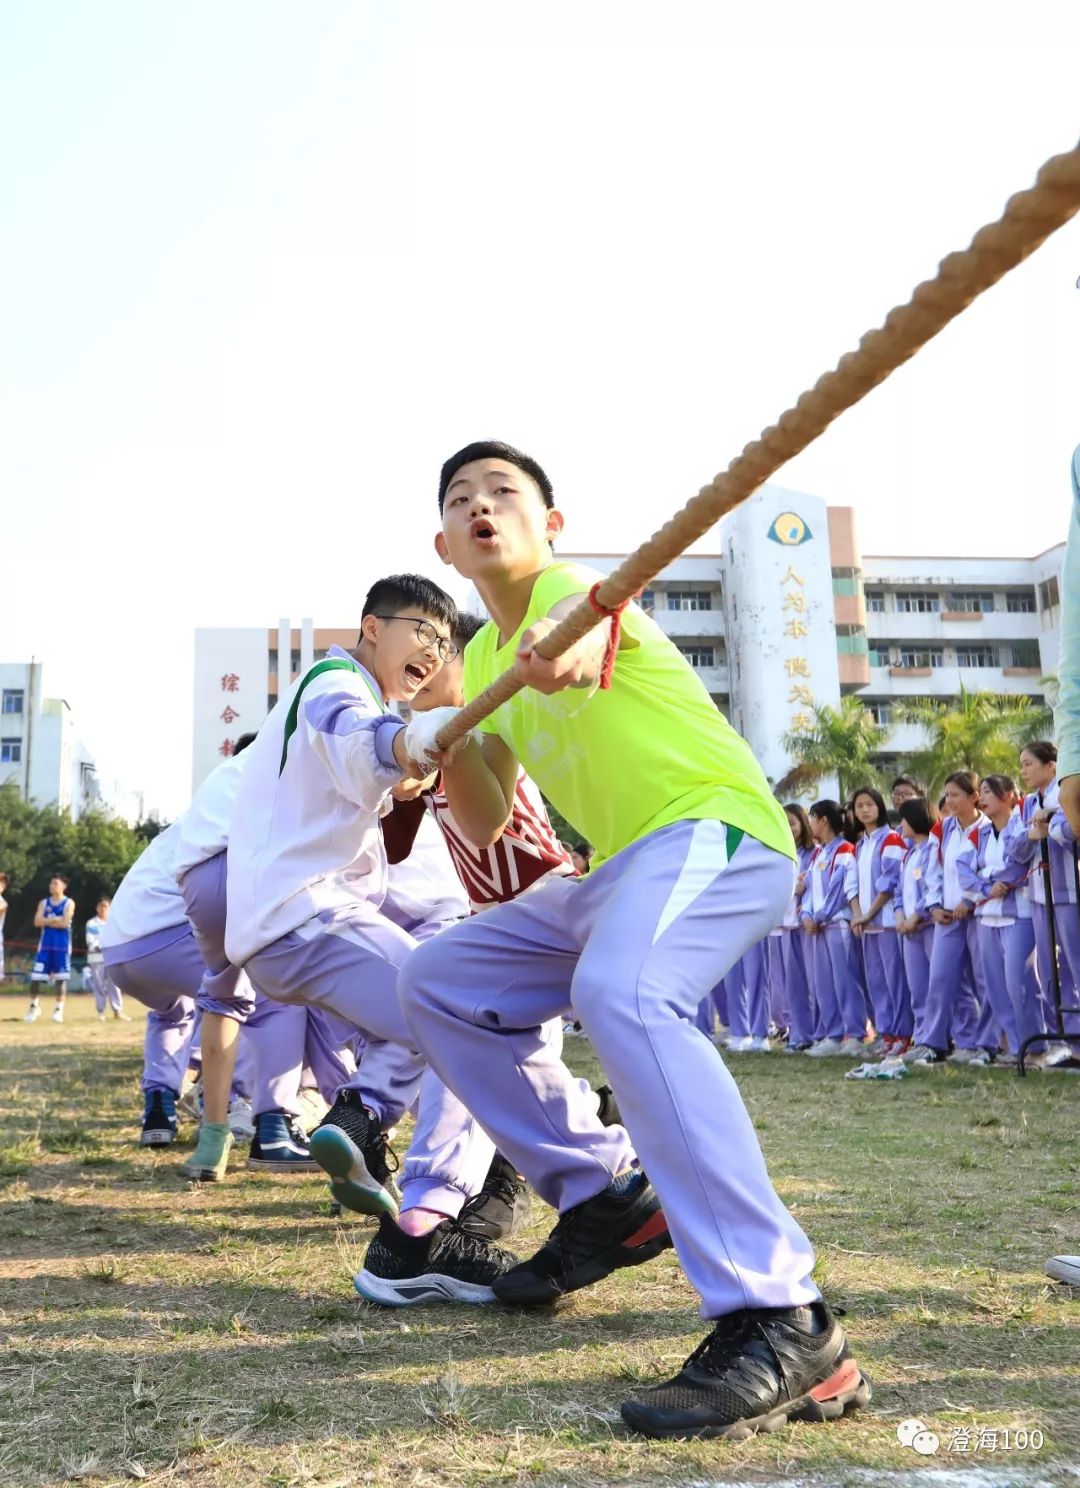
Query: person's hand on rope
[[514, 612, 607, 695], [1028, 808, 1051, 841], [1059, 775, 1080, 837], [394, 709, 478, 778]]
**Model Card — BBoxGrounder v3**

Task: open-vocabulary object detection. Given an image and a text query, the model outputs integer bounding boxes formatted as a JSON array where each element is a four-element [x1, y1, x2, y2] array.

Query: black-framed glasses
[[372, 614, 459, 663]]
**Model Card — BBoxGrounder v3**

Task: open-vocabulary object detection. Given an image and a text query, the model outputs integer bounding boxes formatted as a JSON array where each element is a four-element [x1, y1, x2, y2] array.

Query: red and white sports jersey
[[427, 768, 576, 912]]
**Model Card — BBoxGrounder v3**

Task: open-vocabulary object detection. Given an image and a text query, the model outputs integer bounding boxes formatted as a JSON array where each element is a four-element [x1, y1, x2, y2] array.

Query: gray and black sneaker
[[492, 1170, 671, 1307], [459, 1154, 531, 1241], [354, 1214, 519, 1306], [621, 1300, 871, 1440], [308, 1090, 401, 1216]]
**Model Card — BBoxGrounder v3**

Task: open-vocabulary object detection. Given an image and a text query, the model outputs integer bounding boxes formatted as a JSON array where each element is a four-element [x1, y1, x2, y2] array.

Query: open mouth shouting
[[403, 658, 436, 692], [470, 517, 499, 550]]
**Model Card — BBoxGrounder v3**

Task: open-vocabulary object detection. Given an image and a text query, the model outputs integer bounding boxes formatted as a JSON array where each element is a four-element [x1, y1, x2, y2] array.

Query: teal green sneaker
[[180, 1122, 234, 1182]]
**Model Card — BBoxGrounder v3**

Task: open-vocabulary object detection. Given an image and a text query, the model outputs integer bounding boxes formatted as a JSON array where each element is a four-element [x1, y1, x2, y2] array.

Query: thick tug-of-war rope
[[435, 139, 1080, 751]]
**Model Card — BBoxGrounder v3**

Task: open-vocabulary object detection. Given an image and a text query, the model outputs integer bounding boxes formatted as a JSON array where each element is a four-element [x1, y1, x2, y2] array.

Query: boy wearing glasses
[[225, 574, 518, 1298]]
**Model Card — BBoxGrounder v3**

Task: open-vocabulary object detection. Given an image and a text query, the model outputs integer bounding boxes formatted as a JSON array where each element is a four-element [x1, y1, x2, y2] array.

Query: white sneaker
[[1046, 1255, 1080, 1286], [838, 1037, 866, 1057], [806, 1038, 843, 1057], [948, 1047, 978, 1065], [52, 1007, 64, 1024], [725, 1035, 753, 1053], [1044, 1042, 1072, 1068], [227, 1097, 256, 1140], [113, 1011, 132, 1022], [747, 1036, 772, 1053], [97, 1012, 107, 1022], [25, 1004, 41, 1023]]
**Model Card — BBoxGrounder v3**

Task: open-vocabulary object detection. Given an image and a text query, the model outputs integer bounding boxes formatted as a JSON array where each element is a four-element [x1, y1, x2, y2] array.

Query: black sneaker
[[247, 1110, 321, 1171], [620, 1301, 871, 1440], [459, 1153, 531, 1241], [140, 1088, 178, 1147], [354, 1214, 519, 1306], [595, 1083, 623, 1127], [307, 1090, 401, 1217], [492, 1172, 671, 1306]]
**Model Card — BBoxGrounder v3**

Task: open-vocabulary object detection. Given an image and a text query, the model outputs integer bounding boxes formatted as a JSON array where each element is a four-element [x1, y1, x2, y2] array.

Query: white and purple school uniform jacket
[[172, 751, 250, 883], [893, 838, 935, 924], [956, 811, 1031, 925], [1045, 794, 1080, 904], [1015, 783, 1076, 907], [100, 825, 188, 959], [800, 837, 856, 926], [225, 647, 403, 967], [924, 813, 987, 912], [772, 844, 815, 935], [854, 825, 906, 931]]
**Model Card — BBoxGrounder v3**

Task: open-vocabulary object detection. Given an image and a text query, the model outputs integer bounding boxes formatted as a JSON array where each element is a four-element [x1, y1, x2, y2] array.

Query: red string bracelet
[[587, 582, 632, 690]]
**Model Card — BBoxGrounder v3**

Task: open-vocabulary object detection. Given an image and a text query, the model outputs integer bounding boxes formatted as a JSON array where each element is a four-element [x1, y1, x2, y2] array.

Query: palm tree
[[778, 697, 890, 801], [893, 687, 1045, 797]]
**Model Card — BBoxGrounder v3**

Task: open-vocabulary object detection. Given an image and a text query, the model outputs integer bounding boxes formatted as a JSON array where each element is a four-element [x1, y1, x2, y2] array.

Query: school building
[[0, 661, 105, 820], [190, 486, 1066, 793]]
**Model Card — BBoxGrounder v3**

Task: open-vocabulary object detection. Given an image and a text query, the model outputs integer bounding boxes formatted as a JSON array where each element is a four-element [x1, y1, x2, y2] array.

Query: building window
[[676, 645, 716, 669], [1006, 591, 1036, 613], [2, 690, 24, 715], [865, 591, 886, 613], [947, 591, 995, 614], [667, 589, 714, 611], [639, 589, 655, 611], [898, 647, 943, 669], [1010, 640, 1041, 668], [956, 645, 1000, 668], [1, 738, 21, 764], [895, 592, 940, 614], [866, 702, 891, 725], [869, 645, 891, 667], [1038, 576, 1061, 612]]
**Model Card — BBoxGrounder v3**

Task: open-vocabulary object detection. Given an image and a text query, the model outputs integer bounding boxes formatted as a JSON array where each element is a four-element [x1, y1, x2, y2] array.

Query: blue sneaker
[[247, 1111, 321, 1172], [140, 1088, 178, 1147]]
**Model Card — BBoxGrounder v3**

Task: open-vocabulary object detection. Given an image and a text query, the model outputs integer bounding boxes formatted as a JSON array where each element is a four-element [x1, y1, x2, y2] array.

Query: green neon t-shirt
[[462, 562, 795, 866]]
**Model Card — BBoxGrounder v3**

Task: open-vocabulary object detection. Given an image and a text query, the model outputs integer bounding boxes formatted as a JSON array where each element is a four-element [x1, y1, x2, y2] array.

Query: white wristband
[[402, 707, 479, 769]]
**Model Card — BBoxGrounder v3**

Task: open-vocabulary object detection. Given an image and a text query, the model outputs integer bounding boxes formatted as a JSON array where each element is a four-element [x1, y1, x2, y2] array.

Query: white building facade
[[0, 662, 104, 819]]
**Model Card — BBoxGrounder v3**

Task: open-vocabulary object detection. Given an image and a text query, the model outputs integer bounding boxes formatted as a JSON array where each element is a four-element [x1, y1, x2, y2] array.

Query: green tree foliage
[[893, 687, 1051, 797], [779, 697, 890, 801], [0, 786, 151, 950]]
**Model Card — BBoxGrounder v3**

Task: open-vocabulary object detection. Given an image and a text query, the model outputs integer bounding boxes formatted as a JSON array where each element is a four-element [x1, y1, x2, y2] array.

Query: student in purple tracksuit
[[893, 798, 937, 1050], [906, 771, 986, 1065], [768, 804, 816, 1052], [1016, 741, 1080, 1058], [849, 789, 910, 1053], [956, 775, 1039, 1065], [800, 801, 866, 1056], [723, 944, 771, 1052], [1045, 807, 1080, 1048]]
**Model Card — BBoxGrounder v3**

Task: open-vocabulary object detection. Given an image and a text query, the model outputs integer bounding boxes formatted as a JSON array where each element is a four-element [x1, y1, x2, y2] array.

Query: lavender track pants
[[920, 917, 983, 1053], [246, 907, 494, 1216], [900, 925, 933, 1034], [178, 853, 256, 1022], [400, 821, 818, 1319], [974, 920, 1036, 1056], [773, 930, 815, 1046], [1031, 900, 1080, 1043], [86, 960, 124, 1015], [725, 942, 769, 1040], [105, 931, 201, 1094], [248, 993, 357, 1118], [808, 924, 865, 1041]]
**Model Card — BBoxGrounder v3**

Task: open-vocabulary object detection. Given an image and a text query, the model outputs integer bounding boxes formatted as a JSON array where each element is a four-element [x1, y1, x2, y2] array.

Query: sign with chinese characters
[[192, 629, 273, 791], [721, 487, 842, 793]]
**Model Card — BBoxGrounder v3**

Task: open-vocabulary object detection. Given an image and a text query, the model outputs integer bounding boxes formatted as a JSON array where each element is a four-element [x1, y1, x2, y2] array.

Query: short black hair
[[438, 441, 554, 514], [809, 800, 848, 838], [49, 873, 69, 886], [573, 842, 594, 860], [898, 797, 936, 836], [891, 775, 920, 793], [233, 732, 257, 757], [453, 611, 486, 650], [1022, 739, 1057, 765], [360, 575, 457, 642]]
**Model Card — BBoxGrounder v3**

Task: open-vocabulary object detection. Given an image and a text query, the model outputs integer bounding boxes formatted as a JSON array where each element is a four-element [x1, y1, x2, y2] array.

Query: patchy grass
[[0, 993, 1077, 1487]]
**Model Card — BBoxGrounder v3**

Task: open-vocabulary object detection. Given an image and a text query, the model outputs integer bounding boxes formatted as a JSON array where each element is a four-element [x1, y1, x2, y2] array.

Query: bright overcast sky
[[3, 0, 1079, 816]]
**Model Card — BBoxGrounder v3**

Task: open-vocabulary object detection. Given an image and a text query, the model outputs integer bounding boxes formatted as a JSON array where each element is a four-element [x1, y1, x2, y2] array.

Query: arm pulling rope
[[435, 140, 1080, 750]]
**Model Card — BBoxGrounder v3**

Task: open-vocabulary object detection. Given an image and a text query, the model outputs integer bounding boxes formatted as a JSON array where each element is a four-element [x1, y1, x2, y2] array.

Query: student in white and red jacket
[[799, 801, 865, 1056], [849, 788, 910, 1054], [905, 772, 986, 1065], [956, 774, 1038, 1064], [893, 796, 937, 1043]]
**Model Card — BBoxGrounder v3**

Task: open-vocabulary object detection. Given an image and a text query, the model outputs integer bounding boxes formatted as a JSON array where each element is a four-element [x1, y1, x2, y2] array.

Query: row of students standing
[[711, 743, 1078, 1068]]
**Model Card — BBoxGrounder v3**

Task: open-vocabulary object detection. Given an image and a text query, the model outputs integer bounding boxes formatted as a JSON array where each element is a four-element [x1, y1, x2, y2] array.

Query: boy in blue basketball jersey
[[27, 875, 75, 1023]]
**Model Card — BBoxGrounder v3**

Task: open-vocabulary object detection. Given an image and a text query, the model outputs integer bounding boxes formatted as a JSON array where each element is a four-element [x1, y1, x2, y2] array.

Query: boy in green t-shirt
[[396, 442, 869, 1441]]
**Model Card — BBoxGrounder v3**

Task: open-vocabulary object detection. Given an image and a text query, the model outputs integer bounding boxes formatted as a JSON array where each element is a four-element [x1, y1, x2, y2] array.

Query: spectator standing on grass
[[84, 898, 130, 1022], [26, 875, 75, 1024]]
